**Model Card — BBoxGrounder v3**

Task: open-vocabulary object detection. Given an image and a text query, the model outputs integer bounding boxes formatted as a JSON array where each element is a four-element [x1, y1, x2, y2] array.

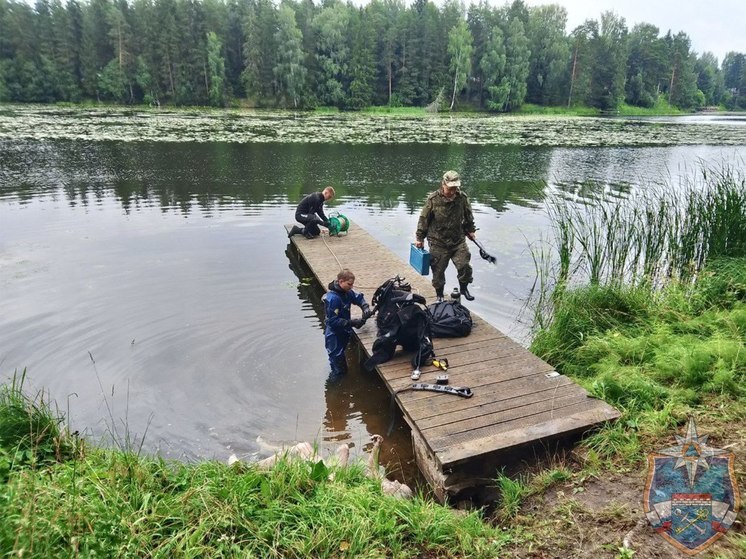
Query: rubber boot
[[435, 288, 444, 303], [459, 283, 475, 301], [288, 225, 303, 238]]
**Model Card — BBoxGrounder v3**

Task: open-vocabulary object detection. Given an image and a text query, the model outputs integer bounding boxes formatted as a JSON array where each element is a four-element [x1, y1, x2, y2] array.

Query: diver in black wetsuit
[[288, 186, 335, 239]]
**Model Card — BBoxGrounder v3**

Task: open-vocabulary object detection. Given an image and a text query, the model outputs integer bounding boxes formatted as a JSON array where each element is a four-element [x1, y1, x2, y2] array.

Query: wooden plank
[[423, 390, 594, 441], [407, 375, 577, 422], [430, 398, 612, 456], [436, 405, 621, 468]]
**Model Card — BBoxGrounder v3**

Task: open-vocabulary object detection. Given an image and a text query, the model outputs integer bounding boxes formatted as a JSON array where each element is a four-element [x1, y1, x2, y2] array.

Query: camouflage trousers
[[428, 241, 472, 291]]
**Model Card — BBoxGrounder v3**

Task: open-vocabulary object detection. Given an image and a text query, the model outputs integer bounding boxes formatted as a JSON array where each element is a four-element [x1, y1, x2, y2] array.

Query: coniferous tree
[[155, 0, 179, 101], [33, 0, 60, 102], [393, 8, 419, 106], [131, 0, 160, 104], [502, 16, 529, 111], [722, 52, 746, 109], [589, 11, 627, 110], [0, 0, 739, 110], [293, 0, 319, 104], [666, 31, 698, 109], [418, 0, 447, 104], [347, 6, 376, 109], [526, 4, 568, 105], [273, 4, 306, 108], [480, 24, 507, 111], [369, 0, 404, 105], [241, 0, 276, 104], [312, 0, 350, 107], [695, 52, 723, 106], [83, 0, 115, 98], [65, 0, 86, 99], [566, 20, 596, 107], [625, 23, 668, 107], [179, 0, 209, 104], [223, 0, 246, 98], [102, 0, 134, 102], [466, 0, 489, 106]]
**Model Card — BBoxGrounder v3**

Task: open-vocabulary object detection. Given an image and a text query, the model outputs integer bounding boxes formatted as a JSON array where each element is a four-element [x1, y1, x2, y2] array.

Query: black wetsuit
[[295, 192, 328, 237]]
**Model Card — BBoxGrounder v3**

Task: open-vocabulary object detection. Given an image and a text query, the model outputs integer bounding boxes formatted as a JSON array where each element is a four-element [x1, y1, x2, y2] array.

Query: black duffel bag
[[428, 300, 472, 337]]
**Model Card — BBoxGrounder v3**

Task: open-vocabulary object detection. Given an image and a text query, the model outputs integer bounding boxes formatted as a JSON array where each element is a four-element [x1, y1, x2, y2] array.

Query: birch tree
[[447, 19, 472, 110]]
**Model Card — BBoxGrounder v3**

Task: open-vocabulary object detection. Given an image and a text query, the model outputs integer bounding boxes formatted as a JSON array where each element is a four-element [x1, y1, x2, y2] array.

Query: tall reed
[[532, 161, 746, 330]]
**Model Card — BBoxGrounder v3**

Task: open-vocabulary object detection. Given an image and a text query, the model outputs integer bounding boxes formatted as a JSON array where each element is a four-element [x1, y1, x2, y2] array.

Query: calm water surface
[[1, 110, 745, 484]]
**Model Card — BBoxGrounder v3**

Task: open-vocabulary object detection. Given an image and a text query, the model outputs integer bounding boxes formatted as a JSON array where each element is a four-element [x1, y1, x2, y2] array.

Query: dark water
[[2, 129, 745, 484]]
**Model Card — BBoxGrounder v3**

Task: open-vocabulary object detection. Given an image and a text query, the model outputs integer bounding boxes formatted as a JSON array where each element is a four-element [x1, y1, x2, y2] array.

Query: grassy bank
[[0, 374, 509, 558], [515, 162, 746, 557], [516, 99, 687, 117], [530, 162, 746, 459], [532, 257, 746, 463]]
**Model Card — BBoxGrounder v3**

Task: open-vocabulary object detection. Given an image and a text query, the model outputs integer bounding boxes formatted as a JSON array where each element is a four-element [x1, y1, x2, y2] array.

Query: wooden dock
[[287, 223, 620, 501]]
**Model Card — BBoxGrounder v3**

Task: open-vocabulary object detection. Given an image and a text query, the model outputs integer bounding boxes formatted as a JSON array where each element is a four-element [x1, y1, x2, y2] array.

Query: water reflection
[[284, 244, 418, 483], [1, 140, 556, 214]]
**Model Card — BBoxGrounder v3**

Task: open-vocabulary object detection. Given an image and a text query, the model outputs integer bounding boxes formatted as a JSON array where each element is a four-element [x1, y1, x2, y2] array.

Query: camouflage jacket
[[416, 189, 476, 248]]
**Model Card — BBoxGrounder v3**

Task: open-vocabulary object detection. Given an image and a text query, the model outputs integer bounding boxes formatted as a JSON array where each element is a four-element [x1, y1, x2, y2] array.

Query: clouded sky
[[523, 0, 745, 64]]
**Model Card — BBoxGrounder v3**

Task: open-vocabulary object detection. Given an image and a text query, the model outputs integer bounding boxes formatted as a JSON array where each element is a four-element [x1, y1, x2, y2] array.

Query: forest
[[0, 0, 745, 112]]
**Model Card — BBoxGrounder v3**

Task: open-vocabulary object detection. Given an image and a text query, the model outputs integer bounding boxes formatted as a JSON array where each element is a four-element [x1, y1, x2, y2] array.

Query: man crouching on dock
[[288, 186, 335, 239]]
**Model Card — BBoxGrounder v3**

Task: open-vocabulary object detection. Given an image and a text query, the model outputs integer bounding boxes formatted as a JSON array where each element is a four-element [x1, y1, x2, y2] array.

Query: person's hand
[[415, 240, 423, 249], [350, 318, 364, 329], [361, 304, 373, 320], [466, 231, 476, 241]]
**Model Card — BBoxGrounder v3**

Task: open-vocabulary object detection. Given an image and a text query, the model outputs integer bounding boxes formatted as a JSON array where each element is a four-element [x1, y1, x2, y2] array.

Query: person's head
[[337, 268, 355, 291], [323, 186, 336, 201], [441, 170, 461, 199]]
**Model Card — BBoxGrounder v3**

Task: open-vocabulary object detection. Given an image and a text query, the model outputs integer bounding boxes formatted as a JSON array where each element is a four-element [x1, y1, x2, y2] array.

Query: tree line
[[1, 0, 745, 111]]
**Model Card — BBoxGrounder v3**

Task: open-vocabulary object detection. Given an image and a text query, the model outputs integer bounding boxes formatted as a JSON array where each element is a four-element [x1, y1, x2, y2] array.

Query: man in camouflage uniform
[[415, 170, 477, 302]]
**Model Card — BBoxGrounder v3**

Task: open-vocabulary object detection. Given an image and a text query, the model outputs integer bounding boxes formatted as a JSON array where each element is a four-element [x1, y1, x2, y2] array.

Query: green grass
[[616, 98, 685, 116], [0, 380, 510, 558], [515, 103, 600, 116], [531, 256, 746, 464], [361, 105, 429, 115], [0, 370, 78, 480]]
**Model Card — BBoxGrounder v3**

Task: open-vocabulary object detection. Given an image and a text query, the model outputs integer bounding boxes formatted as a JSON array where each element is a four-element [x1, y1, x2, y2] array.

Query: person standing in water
[[415, 170, 476, 302], [322, 268, 372, 375]]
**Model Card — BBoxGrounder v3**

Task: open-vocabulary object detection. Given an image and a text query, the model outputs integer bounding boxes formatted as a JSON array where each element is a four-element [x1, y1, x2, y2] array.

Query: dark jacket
[[415, 189, 475, 248], [295, 192, 328, 222], [323, 280, 367, 334]]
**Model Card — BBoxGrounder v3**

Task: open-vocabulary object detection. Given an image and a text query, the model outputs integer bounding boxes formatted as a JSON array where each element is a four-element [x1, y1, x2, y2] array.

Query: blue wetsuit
[[323, 280, 368, 375]]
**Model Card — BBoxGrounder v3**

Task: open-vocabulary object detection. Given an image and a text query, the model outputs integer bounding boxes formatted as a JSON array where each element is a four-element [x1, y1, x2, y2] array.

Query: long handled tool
[[469, 237, 497, 264]]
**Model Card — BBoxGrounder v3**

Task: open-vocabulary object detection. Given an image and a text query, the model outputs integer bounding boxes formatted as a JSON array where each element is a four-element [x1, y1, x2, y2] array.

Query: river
[[1, 106, 745, 483]]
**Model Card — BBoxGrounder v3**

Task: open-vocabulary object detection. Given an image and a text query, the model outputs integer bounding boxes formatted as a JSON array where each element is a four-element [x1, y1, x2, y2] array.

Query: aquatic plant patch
[[2, 105, 746, 146]]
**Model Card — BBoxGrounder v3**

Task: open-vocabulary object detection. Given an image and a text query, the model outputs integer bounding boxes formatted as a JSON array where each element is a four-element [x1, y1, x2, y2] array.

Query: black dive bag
[[427, 300, 473, 337]]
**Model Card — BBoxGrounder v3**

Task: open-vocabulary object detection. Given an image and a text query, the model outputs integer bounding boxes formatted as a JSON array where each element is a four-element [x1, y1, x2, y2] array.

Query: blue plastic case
[[410, 244, 431, 276]]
